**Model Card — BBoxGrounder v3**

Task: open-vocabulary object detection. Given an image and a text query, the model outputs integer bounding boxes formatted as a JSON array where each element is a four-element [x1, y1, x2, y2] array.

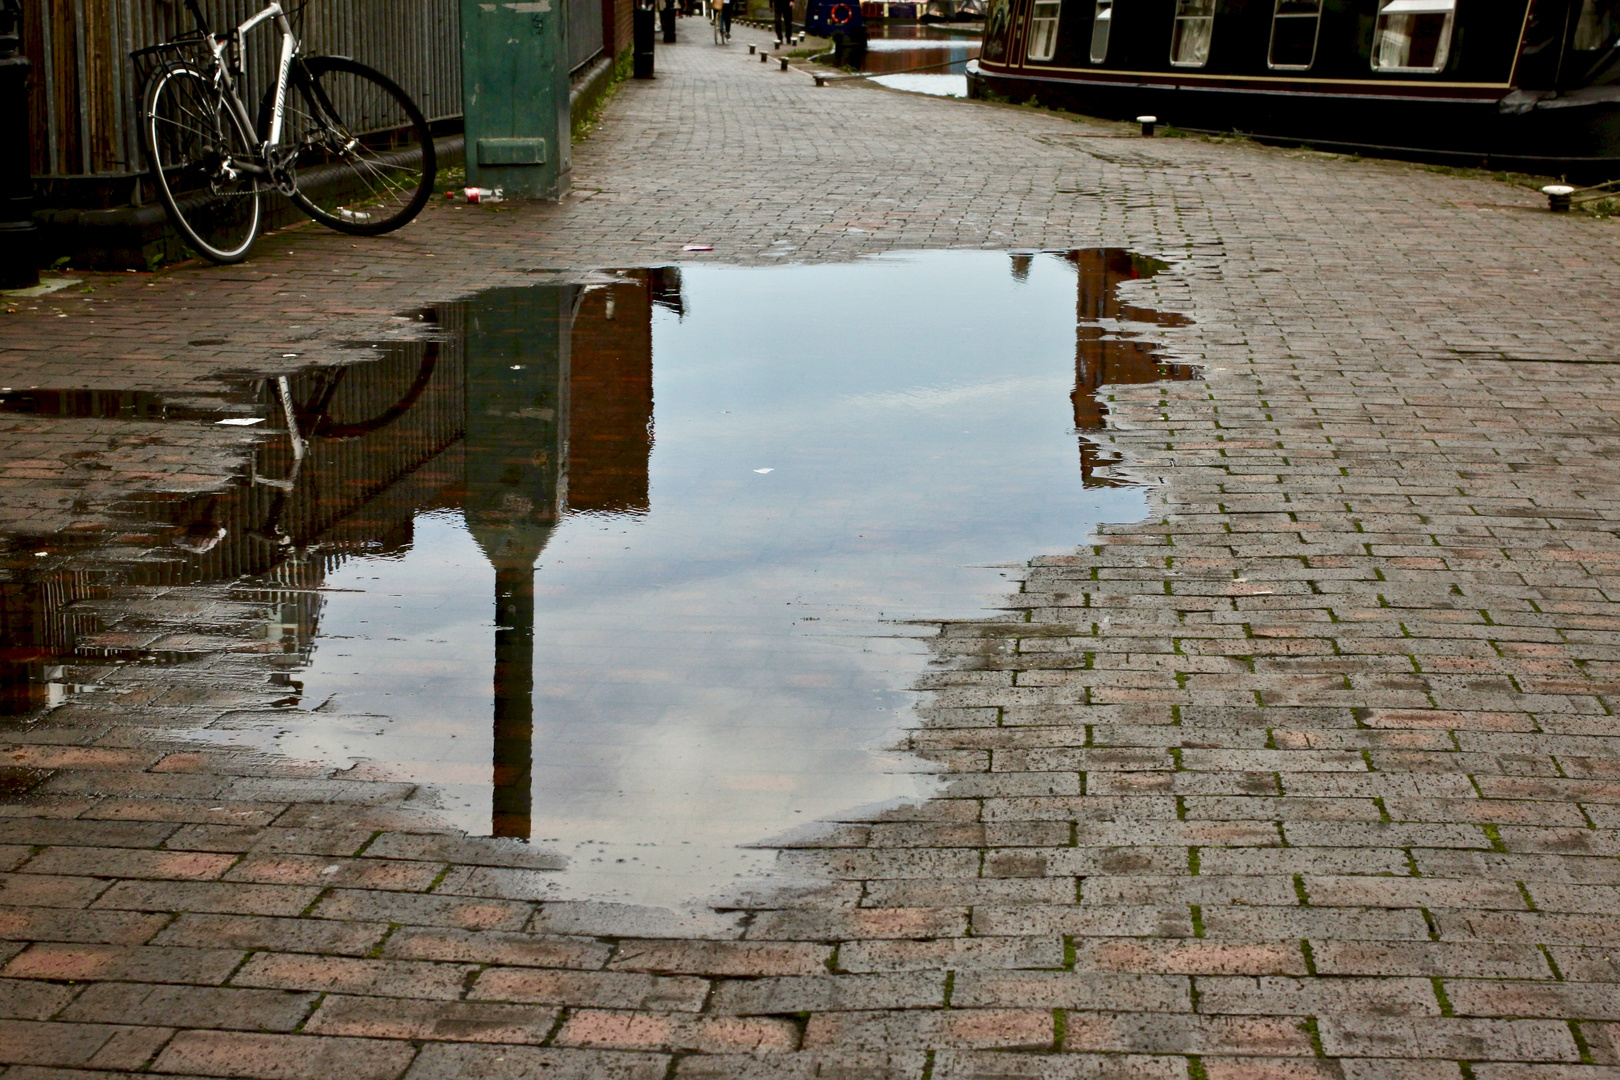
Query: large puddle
[[1, 249, 1192, 907]]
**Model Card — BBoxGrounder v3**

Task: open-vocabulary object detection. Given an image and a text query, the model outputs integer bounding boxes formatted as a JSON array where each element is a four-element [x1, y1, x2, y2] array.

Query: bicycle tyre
[[267, 57, 436, 236], [141, 63, 263, 264]]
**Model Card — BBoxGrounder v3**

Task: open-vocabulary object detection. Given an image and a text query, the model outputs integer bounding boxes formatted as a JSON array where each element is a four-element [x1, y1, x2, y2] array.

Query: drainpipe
[[0, 0, 39, 289]]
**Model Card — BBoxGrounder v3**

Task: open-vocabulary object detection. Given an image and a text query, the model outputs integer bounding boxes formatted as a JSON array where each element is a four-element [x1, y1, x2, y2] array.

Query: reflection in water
[[0, 251, 1191, 906], [860, 23, 980, 97], [0, 389, 251, 422], [461, 290, 573, 838], [1068, 249, 1197, 483]]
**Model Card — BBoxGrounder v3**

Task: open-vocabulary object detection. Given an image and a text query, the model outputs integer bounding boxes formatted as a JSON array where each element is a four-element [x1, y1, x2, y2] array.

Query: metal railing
[[22, 0, 462, 181]]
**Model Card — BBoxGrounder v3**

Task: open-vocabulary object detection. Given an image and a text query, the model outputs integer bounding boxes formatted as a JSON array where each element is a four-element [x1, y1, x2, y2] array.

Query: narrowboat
[[967, 0, 1620, 176], [807, 0, 869, 37], [920, 0, 987, 21]]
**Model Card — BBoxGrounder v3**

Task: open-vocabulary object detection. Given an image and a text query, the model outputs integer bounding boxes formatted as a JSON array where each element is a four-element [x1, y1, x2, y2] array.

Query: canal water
[[860, 24, 980, 97], [0, 250, 1192, 908]]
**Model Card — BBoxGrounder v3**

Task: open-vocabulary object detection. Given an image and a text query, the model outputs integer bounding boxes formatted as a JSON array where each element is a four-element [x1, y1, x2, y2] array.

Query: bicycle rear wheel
[[270, 57, 436, 236], [141, 64, 263, 264]]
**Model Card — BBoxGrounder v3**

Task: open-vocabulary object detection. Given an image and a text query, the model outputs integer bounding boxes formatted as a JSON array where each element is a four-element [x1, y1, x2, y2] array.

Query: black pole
[[490, 565, 535, 838], [0, 0, 39, 289], [633, 0, 655, 78]]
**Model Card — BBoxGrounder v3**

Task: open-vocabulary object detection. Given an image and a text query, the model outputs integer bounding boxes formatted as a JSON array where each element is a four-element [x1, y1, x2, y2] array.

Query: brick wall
[[602, 0, 634, 58]]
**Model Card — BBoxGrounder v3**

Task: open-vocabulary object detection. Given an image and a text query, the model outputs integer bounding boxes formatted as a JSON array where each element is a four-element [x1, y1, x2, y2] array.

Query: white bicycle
[[135, 0, 436, 264]]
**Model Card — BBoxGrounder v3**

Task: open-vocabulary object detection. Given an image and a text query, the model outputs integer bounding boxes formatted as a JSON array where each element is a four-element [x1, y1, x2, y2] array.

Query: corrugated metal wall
[[568, 0, 605, 72], [22, 0, 463, 179]]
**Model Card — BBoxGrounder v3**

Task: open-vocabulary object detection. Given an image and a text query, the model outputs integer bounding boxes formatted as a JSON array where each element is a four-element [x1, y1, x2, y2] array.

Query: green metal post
[[461, 285, 574, 837], [460, 0, 571, 200]]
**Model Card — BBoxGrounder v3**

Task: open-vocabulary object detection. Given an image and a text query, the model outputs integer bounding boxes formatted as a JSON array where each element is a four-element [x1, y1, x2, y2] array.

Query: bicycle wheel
[[141, 64, 262, 264], [268, 57, 436, 236]]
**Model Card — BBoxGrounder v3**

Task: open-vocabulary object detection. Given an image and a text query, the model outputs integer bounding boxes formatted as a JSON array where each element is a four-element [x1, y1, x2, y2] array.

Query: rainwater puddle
[[0, 250, 1193, 908]]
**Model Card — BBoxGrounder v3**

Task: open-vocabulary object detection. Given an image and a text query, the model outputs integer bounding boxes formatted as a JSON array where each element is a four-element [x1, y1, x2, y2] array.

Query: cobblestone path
[[5, 19, 1620, 1080]]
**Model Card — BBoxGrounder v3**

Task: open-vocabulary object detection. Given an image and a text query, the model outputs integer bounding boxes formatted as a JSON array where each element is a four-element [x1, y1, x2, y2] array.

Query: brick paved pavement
[[4, 18, 1620, 1079]]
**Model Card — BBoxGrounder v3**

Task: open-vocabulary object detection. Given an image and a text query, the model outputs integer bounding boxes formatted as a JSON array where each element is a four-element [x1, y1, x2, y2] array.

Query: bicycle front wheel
[[141, 64, 263, 264], [270, 57, 436, 236]]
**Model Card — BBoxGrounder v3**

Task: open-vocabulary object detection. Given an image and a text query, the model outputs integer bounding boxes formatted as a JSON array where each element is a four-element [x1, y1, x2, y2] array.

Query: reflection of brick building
[[566, 271, 673, 515], [1058, 249, 1195, 486], [1068, 248, 1195, 432]]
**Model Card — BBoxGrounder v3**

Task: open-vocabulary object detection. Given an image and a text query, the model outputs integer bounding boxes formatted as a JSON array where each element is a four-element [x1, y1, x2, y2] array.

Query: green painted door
[[461, 0, 573, 198]]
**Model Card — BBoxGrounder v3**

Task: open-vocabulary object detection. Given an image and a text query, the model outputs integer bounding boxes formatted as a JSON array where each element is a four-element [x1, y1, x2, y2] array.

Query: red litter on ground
[[682, 244, 714, 251]]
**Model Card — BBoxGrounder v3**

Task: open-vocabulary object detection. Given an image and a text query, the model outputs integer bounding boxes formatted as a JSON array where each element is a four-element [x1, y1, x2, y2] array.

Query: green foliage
[[573, 48, 634, 144]]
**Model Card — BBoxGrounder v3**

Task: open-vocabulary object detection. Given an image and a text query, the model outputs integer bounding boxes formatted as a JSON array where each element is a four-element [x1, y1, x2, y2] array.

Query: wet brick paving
[[4, 17, 1620, 1080]]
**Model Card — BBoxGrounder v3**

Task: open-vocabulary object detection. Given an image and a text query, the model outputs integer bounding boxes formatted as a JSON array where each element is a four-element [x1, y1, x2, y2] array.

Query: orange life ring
[[829, 3, 853, 23]]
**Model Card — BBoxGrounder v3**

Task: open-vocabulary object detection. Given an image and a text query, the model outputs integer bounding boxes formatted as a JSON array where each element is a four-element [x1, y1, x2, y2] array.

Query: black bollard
[[661, 0, 676, 44], [847, 23, 867, 68], [634, 1, 656, 78], [0, 0, 38, 289]]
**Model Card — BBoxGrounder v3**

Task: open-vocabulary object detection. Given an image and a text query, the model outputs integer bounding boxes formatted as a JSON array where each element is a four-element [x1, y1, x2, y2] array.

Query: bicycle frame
[[142, 0, 434, 261], [180, 0, 300, 159]]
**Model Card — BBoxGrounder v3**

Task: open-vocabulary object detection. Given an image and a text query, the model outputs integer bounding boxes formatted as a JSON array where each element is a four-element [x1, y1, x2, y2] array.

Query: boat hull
[[968, 67, 1620, 177]]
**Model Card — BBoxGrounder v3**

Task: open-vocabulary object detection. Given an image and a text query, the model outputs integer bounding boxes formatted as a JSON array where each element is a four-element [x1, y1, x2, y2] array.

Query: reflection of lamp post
[[0, 579, 46, 715], [460, 287, 575, 839]]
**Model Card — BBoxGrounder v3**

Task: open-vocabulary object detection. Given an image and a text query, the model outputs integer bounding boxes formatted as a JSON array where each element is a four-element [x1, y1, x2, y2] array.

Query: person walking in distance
[[710, 0, 732, 41], [773, 0, 793, 46]]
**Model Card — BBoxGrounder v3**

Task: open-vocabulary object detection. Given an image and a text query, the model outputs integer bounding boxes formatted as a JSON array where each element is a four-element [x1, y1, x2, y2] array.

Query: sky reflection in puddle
[[1, 250, 1193, 908]]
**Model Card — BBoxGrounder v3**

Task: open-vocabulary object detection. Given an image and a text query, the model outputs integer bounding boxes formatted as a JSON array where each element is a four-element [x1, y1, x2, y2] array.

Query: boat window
[[1268, 0, 1322, 69], [1574, 0, 1620, 51], [1090, 0, 1113, 62], [1027, 0, 1062, 60], [1170, 0, 1215, 67], [1370, 0, 1455, 73]]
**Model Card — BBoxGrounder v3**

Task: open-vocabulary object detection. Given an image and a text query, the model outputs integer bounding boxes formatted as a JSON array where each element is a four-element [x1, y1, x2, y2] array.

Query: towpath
[[4, 20, 1620, 1080]]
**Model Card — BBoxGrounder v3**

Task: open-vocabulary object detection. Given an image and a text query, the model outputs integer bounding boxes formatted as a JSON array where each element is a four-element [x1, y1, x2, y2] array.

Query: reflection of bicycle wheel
[[293, 345, 441, 441]]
